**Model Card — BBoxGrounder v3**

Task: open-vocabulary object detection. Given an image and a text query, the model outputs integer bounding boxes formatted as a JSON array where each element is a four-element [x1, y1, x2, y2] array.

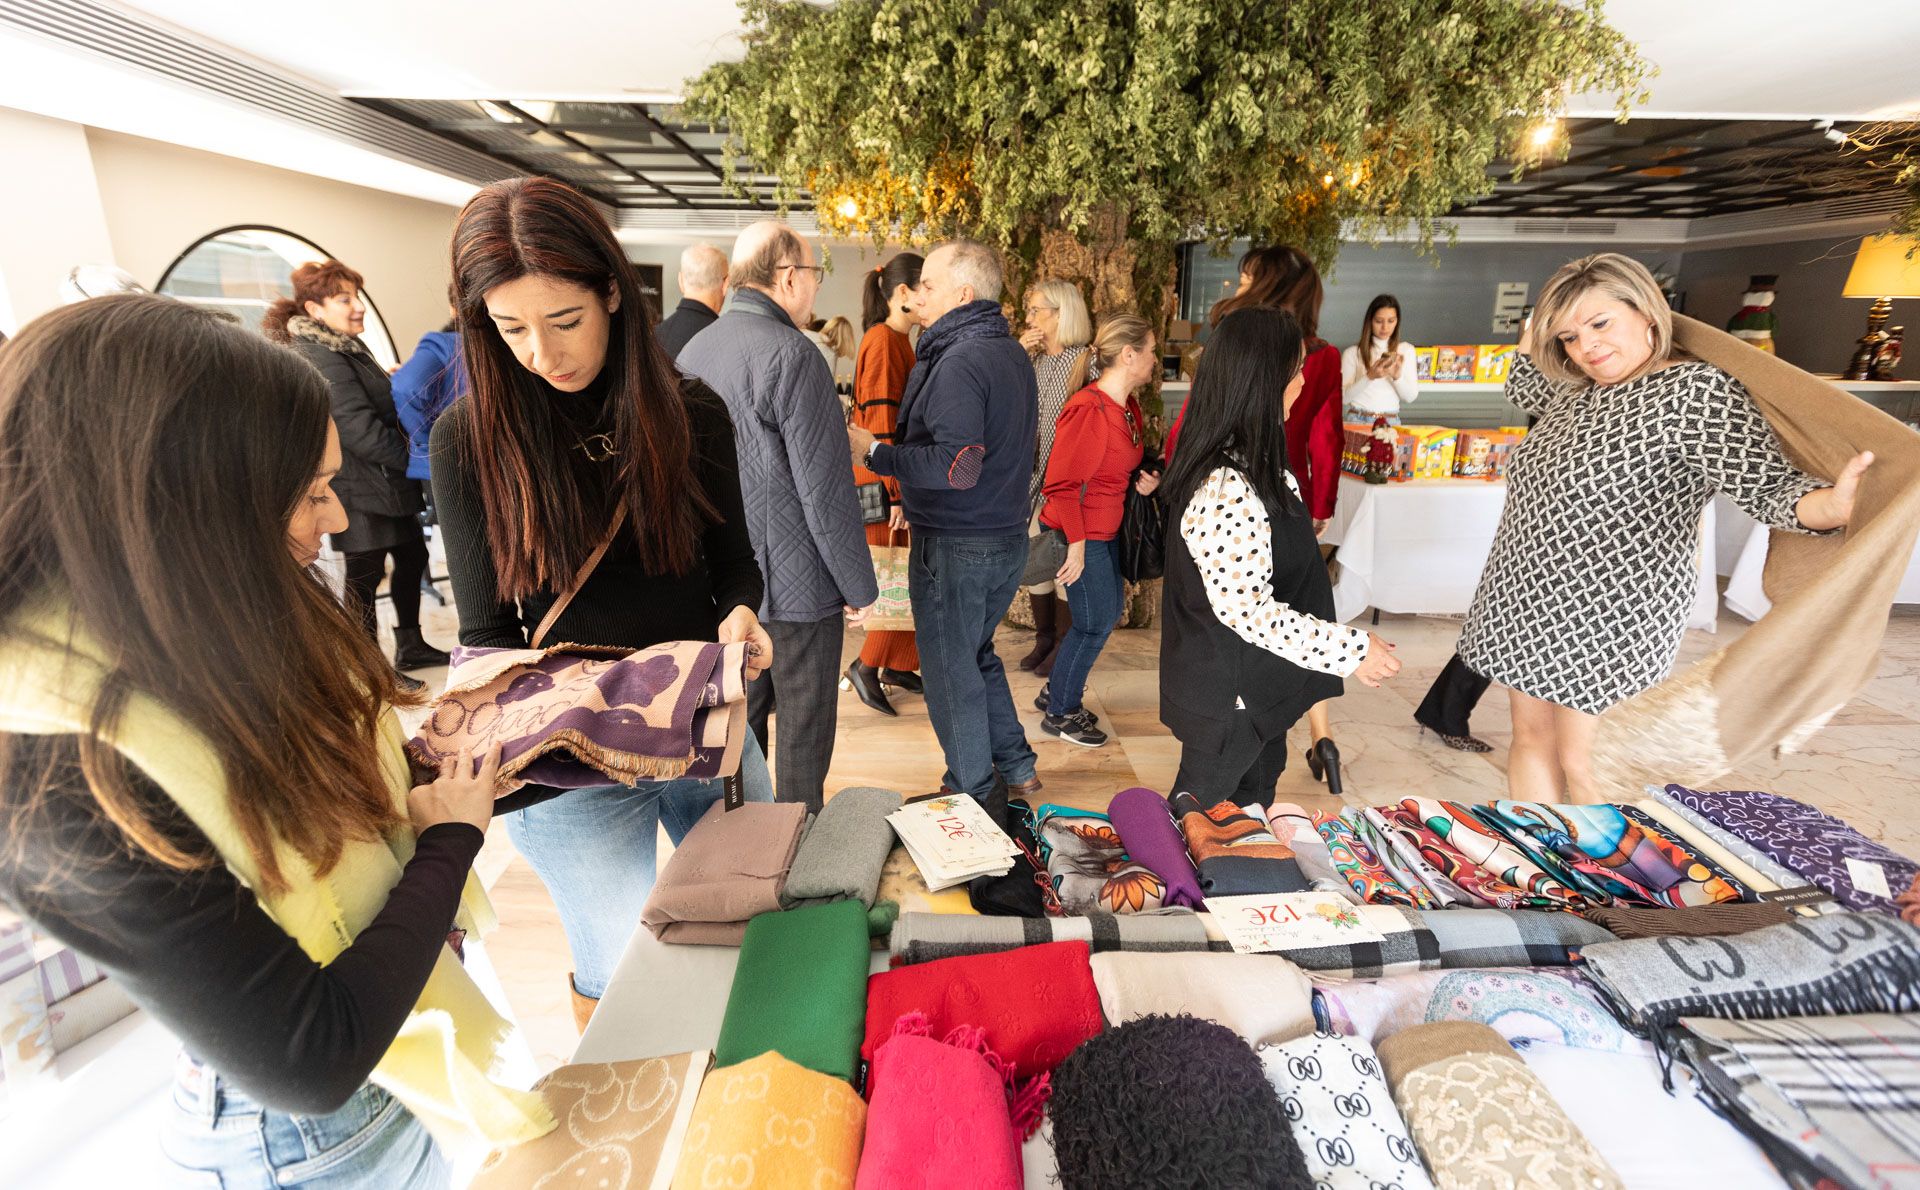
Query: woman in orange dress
[[843, 252, 925, 715]]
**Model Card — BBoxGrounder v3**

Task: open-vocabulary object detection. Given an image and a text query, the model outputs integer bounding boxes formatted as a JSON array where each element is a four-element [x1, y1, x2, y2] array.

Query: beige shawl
[[1592, 314, 1920, 794]]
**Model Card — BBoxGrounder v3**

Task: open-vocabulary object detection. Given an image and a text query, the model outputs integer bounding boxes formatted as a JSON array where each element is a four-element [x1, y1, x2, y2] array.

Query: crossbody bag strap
[[529, 504, 628, 650]]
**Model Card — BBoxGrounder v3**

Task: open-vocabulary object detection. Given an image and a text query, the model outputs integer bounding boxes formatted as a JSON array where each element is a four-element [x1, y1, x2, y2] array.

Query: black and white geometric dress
[[1458, 354, 1824, 714]]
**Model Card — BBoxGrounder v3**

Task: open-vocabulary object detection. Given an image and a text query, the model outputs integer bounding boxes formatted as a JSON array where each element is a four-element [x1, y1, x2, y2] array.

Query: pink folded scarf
[[855, 1014, 1029, 1189]]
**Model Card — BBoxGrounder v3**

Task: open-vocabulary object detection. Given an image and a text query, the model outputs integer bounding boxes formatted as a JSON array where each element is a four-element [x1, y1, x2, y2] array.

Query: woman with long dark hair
[[1159, 307, 1399, 806], [1341, 294, 1420, 423], [432, 177, 774, 1028], [0, 296, 549, 1185], [266, 260, 448, 688], [842, 251, 925, 715]]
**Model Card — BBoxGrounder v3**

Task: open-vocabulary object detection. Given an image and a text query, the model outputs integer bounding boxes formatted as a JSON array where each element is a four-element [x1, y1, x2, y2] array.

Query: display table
[[1321, 475, 1718, 632], [1721, 513, 1920, 621], [574, 925, 889, 1065]]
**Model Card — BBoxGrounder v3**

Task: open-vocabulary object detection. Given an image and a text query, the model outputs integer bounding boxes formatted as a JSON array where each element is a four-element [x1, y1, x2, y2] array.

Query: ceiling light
[[1530, 119, 1560, 148], [1321, 172, 1335, 188], [837, 197, 860, 218]]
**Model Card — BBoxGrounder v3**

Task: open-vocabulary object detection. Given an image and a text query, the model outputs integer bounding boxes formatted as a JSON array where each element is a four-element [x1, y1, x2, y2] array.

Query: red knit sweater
[[1039, 384, 1146, 542]]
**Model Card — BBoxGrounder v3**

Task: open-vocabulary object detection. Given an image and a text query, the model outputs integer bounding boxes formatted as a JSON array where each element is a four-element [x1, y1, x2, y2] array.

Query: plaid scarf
[[1418, 908, 1616, 969]]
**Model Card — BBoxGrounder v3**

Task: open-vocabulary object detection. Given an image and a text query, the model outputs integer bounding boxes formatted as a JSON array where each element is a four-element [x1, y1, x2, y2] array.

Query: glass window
[[157, 226, 398, 368]]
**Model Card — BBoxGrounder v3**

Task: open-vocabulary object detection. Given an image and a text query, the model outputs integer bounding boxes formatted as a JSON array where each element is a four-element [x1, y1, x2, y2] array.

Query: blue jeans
[[504, 731, 773, 998], [160, 1053, 447, 1189], [909, 532, 1038, 799], [1048, 537, 1122, 716]]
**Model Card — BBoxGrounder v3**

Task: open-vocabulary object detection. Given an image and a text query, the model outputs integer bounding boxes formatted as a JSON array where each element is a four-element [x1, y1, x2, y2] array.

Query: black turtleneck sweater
[[429, 374, 763, 652]]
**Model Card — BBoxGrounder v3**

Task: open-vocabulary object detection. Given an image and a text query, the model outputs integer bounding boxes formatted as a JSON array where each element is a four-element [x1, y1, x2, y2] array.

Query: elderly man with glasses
[[679, 220, 876, 812]]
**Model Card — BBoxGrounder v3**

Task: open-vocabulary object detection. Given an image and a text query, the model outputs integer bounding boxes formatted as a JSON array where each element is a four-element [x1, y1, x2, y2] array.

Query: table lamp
[[1842, 233, 1920, 380]]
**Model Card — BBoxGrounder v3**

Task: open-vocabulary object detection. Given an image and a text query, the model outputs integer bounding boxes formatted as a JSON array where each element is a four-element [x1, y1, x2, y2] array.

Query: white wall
[[627, 237, 901, 330], [0, 108, 117, 334]]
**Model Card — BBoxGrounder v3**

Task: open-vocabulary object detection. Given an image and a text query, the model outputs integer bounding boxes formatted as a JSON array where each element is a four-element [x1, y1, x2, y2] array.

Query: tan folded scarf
[[1593, 314, 1920, 795]]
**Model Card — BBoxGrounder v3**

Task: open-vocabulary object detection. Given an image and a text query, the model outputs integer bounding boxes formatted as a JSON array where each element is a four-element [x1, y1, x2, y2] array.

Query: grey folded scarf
[[780, 786, 902, 909]]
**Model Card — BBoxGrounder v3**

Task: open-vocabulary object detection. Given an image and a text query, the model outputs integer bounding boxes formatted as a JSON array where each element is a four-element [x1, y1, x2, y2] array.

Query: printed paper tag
[[1204, 893, 1385, 955], [1846, 857, 1894, 900], [1759, 886, 1836, 907]]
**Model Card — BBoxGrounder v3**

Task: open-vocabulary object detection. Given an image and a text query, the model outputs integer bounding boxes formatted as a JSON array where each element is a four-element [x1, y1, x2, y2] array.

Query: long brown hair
[[0, 295, 410, 895], [263, 259, 365, 343], [452, 178, 714, 600], [1357, 294, 1404, 369], [1210, 245, 1323, 341]]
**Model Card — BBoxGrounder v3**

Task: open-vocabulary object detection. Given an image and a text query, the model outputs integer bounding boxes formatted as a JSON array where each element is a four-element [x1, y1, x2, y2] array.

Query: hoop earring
[[1646, 326, 1656, 348]]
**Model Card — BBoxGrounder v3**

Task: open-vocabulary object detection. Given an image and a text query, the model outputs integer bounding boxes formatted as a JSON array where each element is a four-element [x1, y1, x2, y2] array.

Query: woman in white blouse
[[1340, 295, 1418, 422], [1158, 306, 1401, 806]]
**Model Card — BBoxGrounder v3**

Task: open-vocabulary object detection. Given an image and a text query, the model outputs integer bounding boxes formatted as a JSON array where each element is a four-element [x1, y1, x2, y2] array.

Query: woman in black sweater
[[431, 177, 774, 1029], [0, 295, 536, 1185], [1159, 308, 1401, 806]]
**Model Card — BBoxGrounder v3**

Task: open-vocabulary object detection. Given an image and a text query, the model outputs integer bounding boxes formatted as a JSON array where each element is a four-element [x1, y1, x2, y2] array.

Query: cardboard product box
[[1168, 319, 1199, 344], [1392, 433, 1416, 481], [1432, 345, 1478, 383], [1342, 423, 1371, 476], [1413, 346, 1436, 382], [1475, 344, 1518, 384], [1178, 343, 1204, 380], [1484, 430, 1526, 479], [1400, 425, 1459, 479]]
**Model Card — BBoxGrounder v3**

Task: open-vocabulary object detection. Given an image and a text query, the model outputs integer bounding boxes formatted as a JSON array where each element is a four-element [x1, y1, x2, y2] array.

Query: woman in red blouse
[[843, 253, 924, 716], [1035, 315, 1162, 747], [1167, 245, 1349, 789]]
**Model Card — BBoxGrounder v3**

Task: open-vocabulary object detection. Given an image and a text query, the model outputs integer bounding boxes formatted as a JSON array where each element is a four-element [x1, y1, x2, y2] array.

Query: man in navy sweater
[[850, 240, 1041, 810]]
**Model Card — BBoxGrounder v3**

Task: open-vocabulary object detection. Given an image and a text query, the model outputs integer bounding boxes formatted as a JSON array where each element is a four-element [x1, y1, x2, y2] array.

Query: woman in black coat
[[266, 260, 447, 686]]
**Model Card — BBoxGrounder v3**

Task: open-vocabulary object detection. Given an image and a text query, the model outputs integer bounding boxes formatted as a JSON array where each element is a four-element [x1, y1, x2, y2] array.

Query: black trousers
[[1174, 713, 1292, 809], [1414, 652, 1491, 737], [746, 615, 844, 813], [341, 540, 429, 642]]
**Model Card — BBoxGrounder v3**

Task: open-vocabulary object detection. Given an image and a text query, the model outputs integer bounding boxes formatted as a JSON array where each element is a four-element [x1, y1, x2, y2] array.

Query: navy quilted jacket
[[679, 289, 878, 621]]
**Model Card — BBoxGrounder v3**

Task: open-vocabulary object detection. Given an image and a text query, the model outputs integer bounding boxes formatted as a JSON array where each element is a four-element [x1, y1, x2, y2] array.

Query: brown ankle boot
[[1017, 590, 1056, 671], [570, 974, 598, 1033], [1033, 594, 1073, 678]]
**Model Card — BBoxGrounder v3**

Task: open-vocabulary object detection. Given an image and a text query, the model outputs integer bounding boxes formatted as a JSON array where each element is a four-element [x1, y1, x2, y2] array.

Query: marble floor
[[397, 583, 1920, 1075]]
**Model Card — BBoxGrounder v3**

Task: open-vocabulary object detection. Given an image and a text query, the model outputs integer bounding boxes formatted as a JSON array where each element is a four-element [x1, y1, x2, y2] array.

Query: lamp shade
[[1842, 234, 1920, 299]]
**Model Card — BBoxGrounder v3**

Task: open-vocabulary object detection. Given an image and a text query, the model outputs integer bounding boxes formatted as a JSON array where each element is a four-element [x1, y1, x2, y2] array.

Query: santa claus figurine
[[1364, 416, 1396, 484], [1726, 275, 1779, 354]]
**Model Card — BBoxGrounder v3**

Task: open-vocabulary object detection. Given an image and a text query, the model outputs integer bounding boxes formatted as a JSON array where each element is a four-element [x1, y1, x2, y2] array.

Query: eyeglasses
[[777, 263, 826, 281], [1024, 303, 1057, 316], [1123, 407, 1141, 448]]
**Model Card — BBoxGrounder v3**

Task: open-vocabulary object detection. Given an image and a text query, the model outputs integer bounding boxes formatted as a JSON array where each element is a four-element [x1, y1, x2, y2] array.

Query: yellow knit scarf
[[0, 598, 552, 1156]]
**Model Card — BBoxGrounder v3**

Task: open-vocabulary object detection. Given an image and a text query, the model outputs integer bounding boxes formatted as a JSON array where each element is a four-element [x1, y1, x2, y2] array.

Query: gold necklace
[[573, 433, 618, 462]]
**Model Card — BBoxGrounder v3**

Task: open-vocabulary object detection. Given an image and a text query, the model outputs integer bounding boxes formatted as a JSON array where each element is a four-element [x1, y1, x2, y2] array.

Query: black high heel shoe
[[841, 661, 898, 716], [1305, 737, 1343, 796]]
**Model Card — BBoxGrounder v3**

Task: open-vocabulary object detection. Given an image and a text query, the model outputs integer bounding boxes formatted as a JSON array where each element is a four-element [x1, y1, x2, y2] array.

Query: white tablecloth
[[1321, 475, 1717, 632], [1720, 504, 1920, 621]]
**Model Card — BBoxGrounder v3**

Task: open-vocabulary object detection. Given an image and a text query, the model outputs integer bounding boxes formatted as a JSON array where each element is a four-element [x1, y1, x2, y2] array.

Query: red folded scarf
[[861, 940, 1102, 1115], [855, 1014, 1028, 1189]]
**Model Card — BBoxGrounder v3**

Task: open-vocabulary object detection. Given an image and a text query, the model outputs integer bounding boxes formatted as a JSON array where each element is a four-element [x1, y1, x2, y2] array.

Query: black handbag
[[1118, 456, 1167, 583]]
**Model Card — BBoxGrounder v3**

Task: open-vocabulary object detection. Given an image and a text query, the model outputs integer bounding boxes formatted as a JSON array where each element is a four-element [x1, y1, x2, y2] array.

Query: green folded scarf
[[715, 900, 870, 1081]]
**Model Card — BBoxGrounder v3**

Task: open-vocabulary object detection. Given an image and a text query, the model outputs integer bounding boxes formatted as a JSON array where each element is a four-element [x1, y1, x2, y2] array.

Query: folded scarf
[[1035, 804, 1167, 914], [1475, 800, 1748, 908], [1375, 799, 1586, 911], [1257, 1031, 1435, 1190], [412, 641, 748, 789], [855, 1015, 1028, 1189], [1664, 784, 1919, 915], [1680, 1013, 1920, 1190], [672, 1051, 865, 1190], [876, 845, 979, 917], [888, 909, 1222, 965], [471, 1051, 705, 1190], [862, 941, 1102, 1092], [969, 798, 1061, 918], [1204, 905, 1443, 979], [1361, 808, 1471, 907], [1520, 1040, 1790, 1190], [1377, 1021, 1624, 1190], [781, 787, 901, 909], [715, 900, 869, 1080], [1090, 952, 1315, 1045], [1589, 312, 1920, 797], [1314, 810, 1427, 907], [1580, 901, 1794, 939], [1170, 792, 1307, 895], [1580, 912, 1920, 1040], [1050, 1014, 1313, 1190], [1418, 908, 1616, 969], [1108, 787, 1205, 909], [639, 801, 807, 944], [1311, 968, 1644, 1055], [1264, 803, 1350, 891], [1639, 789, 1821, 898]]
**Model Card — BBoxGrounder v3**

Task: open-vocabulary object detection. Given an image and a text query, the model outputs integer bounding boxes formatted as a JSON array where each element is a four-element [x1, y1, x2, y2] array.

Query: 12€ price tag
[[1203, 893, 1386, 955]]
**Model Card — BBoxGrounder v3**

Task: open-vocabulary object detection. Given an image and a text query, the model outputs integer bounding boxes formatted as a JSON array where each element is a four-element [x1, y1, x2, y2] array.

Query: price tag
[[1846, 857, 1894, 900], [1203, 893, 1385, 955]]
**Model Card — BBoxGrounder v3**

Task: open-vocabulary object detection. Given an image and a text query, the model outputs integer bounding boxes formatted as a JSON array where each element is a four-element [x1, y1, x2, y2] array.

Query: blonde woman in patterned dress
[[1017, 279, 1095, 675], [1458, 253, 1872, 803]]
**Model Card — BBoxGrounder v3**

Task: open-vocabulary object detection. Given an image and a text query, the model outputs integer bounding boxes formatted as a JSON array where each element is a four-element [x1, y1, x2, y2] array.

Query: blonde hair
[[1087, 314, 1154, 378], [821, 315, 856, 359], [1031, 279, 1093, 350], [1530, 253, 1677, 387]]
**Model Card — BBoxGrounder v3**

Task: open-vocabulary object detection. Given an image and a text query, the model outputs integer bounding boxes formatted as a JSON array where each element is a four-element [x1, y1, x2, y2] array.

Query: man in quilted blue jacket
[[680, 221, 877, 811]]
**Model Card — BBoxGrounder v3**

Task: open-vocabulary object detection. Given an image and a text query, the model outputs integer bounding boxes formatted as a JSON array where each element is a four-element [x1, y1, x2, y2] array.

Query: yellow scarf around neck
[[0, 598, 553, 1156]]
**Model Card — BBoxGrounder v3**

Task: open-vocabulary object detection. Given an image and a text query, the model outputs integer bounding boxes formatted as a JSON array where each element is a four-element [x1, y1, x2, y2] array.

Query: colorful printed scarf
[[1360, 808, 1472, 907], [1314, 810, 1426, 908], [1664, 784, 1919, 915], [1374, 799, 1586, 911], [1033, 804, 1167, 914], [410, 641, 748, 790], [1170, 793, 1308, 895], [1475, 800, 1748, 908]]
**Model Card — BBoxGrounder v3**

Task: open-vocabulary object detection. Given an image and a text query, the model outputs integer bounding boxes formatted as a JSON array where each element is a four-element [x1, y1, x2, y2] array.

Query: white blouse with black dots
[[1179, 466, 1368, 678]]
